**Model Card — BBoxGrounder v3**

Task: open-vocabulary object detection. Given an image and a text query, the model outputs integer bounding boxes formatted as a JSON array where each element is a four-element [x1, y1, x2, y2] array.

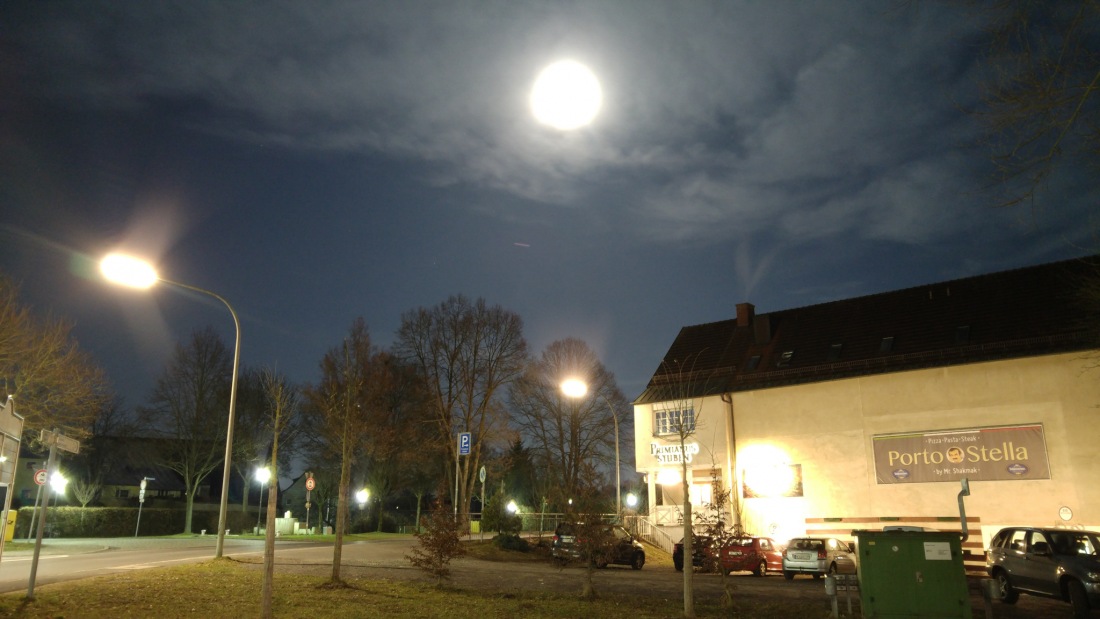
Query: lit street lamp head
[[560, 378, 588, 399], [100, 253, 159, 289]]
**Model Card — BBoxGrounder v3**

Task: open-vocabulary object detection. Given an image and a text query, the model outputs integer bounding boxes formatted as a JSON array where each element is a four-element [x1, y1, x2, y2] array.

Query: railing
[[624, 514, 677, 555]]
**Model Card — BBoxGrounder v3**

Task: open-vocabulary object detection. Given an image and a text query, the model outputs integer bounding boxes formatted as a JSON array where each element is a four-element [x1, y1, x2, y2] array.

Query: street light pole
[[560, 378, 622, 518], [99, 254, 241, 558]]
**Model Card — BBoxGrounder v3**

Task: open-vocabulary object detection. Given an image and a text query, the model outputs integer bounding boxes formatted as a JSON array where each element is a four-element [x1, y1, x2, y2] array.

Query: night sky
[[2, 2, 1095, 415]]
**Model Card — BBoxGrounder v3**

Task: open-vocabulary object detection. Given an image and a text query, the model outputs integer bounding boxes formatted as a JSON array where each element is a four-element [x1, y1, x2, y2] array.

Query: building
[[633, 257, 1100, 558]]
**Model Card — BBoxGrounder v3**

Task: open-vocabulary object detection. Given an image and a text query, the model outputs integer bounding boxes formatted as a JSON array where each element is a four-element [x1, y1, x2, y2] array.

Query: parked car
[[782, 537, 856, 579], [986, 526, 1100, 618], [551, 523, 646, 570], [719, 536, 784, 576], [673, 535, 714, 572]]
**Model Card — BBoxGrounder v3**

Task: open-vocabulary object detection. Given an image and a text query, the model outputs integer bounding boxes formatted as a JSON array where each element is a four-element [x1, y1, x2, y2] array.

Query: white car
[[782, 537, 856, 579]]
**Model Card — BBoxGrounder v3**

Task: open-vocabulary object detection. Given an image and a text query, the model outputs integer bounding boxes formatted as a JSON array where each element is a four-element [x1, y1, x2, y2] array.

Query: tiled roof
[[635, 256, 1100, 404]]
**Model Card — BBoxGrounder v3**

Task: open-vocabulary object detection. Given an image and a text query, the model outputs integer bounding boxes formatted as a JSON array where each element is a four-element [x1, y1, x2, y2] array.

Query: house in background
[[633, 256, 1100, 561]]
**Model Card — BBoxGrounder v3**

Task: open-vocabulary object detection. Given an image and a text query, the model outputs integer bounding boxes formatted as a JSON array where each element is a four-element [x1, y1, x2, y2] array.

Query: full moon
[[530, 60, 602, 130]]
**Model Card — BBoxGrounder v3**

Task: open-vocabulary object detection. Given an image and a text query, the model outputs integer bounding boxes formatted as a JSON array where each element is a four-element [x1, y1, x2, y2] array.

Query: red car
[[719, 537, 784, 576]]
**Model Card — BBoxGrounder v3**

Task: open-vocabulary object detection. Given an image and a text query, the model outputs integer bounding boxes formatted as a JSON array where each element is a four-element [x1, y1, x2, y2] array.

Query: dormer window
[[879, 336, 895, 353], [745, 355, 761, 371], [827, 343, 843, 361], [776, 351, 793, 367]]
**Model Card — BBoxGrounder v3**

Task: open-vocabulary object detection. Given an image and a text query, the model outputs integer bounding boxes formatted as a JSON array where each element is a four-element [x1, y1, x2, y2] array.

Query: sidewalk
[[1, 535, 225, 557]]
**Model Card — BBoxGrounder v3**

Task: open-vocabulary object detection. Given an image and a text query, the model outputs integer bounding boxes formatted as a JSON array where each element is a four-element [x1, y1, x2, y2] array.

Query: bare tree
[[510, 338, 628, 509], [0, 274, 110, 433], [395, 295, 527, 529], [259, 368, 299, 619], [139, 326, 231, 534], [968, 0, 1100, 208], [303, 319, 375, 585]]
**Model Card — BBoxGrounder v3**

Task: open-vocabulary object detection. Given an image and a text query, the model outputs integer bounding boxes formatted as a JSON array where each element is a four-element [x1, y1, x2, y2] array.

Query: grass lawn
[[0, 536, 838, 618]]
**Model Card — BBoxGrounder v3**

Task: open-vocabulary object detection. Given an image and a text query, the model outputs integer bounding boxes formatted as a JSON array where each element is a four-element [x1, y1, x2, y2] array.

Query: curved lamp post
[[560, 378, 621, 517], [100, 253, 241, 559]]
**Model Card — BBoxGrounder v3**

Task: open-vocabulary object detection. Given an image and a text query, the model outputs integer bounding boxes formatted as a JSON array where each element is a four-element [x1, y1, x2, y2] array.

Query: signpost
[[27, 428, 80, 600], [454, 432, 472, 521], [33, 470, 47, 486], [134, 477, 154, 537], [304, 472, 314, 532]]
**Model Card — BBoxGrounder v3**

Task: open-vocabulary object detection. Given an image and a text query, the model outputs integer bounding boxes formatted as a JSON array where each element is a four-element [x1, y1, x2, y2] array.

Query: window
[[827, 343, 843, 361], [115, 489, 130, 499], [776, 351, 793, 367], [745, 355, 761, 371], [879, 336, 895, 352], [654, 406, 695, 435], [689, 481, 712, 507]]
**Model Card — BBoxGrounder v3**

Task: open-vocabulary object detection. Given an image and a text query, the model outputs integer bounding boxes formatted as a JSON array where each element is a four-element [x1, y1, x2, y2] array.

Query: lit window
[[654, 406, 696, 435]]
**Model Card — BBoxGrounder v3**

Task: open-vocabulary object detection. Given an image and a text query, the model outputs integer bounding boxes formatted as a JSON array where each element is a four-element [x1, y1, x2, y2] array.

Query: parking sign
[[458, 432, 472, 456]]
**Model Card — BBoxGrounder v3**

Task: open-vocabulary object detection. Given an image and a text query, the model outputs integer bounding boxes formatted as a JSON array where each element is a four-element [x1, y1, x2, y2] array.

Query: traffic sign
[[33, 469, 47, 486], [305, 477, 316, 491], [458, 432, 472, 456], [479, 466, 486, 483]]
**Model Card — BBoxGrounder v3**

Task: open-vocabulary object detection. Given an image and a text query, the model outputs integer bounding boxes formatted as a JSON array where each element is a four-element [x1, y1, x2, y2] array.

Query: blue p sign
[[458, 432, 472, 456]]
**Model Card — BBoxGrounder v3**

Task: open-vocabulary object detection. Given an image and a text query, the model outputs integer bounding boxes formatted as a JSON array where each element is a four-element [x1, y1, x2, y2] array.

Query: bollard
[[981, 577, 1000, 618], [825, 574, 839, 618]]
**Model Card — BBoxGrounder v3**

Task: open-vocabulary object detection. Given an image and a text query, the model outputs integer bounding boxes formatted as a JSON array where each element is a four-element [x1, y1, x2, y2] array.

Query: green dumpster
[[855, 529, 972, 618]]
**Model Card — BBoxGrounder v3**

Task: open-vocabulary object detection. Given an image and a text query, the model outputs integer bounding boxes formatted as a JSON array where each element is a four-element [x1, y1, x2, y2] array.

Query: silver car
[[782, 537, 856, 579]]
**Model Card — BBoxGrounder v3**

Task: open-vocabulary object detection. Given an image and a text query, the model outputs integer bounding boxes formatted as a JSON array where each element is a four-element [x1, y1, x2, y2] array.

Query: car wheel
[[995, 571, 1019, 604], [753, 559, 767, 577], [783, 570, 794, 581], [1069, 579, 1090, 619], [631, 553, 644, 570]]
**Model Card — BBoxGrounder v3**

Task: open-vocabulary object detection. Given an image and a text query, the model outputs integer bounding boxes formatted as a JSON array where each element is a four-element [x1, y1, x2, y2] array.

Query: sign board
[[458, 432, 472, 456], [305, 477, 315, 491], [40, 429, 80, 455], [479, 466, 486, 483], [873, 423, 1050, 484], [33, 469, 47, 486]]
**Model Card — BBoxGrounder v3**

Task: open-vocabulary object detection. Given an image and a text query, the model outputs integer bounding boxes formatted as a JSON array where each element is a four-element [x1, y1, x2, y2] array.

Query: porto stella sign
[[872, 424, 1050, 484]]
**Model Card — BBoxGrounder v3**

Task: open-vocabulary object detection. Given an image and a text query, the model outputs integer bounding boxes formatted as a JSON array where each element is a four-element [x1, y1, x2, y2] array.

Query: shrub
[[492, 533, 529, 552]]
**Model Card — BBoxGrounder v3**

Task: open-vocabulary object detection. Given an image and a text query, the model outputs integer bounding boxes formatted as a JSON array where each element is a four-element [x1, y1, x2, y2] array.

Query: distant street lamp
[[626, 493, 638, 509], [49, 472, 67, 499], [255, 467, 271, 533], [560, 379, 621, 517], [100, 253, 241, 558]]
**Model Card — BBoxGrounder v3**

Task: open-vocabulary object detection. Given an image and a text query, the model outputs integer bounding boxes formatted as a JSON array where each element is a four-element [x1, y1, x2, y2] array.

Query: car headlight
[[1086, 571, 1100, 582]]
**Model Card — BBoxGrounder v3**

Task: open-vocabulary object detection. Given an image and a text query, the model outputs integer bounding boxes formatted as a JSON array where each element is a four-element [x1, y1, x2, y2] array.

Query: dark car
[[551, 523, 646, 570], [673, 535, 714, 572], [719, 537, 784, 576], [986, 526, 1100, 618]]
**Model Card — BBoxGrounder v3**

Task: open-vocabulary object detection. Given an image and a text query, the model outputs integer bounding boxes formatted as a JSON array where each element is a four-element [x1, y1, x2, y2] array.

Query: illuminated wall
[[634, 351, 1100, 542]]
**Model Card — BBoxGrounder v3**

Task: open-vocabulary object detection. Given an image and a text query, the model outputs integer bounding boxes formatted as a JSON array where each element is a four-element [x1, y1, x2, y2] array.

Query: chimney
[[736, 303, 755, 327]]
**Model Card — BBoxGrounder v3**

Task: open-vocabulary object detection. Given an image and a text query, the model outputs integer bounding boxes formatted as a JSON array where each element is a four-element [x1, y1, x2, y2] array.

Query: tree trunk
[[681, 456, 695, 618], [184, 490, 195, 534]]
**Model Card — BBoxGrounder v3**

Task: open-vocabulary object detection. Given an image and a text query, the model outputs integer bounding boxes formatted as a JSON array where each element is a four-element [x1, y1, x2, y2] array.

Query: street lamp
[[355, 488, 369, 510], [560, 379, 622, 517], [49, 471, 67, 499], [100, 253, 241, 558], [255, 467, 271, 533]]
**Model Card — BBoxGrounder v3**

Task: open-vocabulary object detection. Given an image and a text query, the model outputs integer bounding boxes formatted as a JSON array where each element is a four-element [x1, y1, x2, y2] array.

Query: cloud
[[3, 0, 1033, 254]]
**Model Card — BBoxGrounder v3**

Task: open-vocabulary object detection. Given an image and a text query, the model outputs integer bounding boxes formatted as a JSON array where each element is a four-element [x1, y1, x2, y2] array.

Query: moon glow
[[530, 60, 602, 130]]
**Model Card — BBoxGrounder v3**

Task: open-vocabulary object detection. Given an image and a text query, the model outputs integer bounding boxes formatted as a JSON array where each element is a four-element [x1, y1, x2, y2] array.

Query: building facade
[[633, 257, 1100, 551]]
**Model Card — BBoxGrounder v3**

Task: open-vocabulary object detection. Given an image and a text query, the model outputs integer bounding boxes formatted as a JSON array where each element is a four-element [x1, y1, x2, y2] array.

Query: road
[[0, 536, 1078, 617]]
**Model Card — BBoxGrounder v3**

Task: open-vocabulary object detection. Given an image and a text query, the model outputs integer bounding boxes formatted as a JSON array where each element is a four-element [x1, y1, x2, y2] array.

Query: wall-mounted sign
[[650, 442, 699, 465], [872, 424, 1050, 484]]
